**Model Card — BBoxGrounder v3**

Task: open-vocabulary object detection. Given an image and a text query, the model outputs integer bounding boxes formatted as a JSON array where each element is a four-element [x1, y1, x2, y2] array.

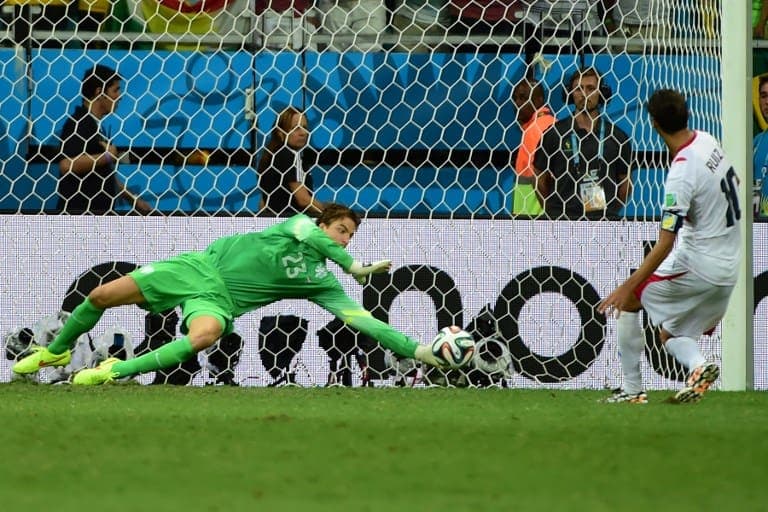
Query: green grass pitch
[[0, 383, 766, 512]]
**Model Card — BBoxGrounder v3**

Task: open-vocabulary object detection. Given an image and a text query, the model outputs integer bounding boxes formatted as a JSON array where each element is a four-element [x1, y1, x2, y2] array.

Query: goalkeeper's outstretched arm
[[311, 289, 446, 368]]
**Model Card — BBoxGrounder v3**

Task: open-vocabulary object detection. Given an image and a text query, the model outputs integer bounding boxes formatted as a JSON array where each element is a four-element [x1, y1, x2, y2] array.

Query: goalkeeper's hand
[[414, 344, 449, 370], [348, 260, 392, 285]]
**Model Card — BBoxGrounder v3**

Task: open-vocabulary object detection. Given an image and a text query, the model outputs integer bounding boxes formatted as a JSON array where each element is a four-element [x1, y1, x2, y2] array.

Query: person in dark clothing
[[57, 64, 151, 215], [258, 106, 325, 216], [534, 67, 633, 220]]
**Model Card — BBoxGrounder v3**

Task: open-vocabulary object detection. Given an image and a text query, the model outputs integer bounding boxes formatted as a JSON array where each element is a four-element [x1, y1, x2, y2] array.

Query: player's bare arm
[[617, 172, 631, 204], [119, 183, 152, 214], [289, 181, 325, 214], [598, 228, 676, 317]]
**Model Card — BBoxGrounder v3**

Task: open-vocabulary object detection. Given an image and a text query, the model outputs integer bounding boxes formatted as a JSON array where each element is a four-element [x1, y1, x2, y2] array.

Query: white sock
[[617, 312, 644, 394], [664, 336, 706, 371]]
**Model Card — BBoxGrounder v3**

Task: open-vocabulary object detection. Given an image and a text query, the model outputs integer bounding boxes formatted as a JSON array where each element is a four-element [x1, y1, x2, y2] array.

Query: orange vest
[[515, 106, 555, 179]]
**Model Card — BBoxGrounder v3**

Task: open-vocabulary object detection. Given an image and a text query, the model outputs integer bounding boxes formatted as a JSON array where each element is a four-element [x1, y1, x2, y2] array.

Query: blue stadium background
[[0, 49, 719, 216]]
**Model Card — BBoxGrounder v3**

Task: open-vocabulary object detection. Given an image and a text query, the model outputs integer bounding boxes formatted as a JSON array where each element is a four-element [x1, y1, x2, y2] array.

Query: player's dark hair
[[564, 67, 612, 105], [258, 106, 305, 174], [647, 89, 689, 134], [316, 203, 361, 228], [570, 68, 601, 90], [513, 79, 546, 107], [81, 64, 121, 101], [530, 82, 545, 106]]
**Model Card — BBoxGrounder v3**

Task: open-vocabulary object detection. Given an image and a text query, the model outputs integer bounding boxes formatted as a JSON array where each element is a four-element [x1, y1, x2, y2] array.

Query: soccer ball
[[431, 326, 475, 369]]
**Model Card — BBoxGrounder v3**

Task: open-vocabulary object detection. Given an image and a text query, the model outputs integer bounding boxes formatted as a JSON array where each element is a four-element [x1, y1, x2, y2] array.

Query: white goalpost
[[721, 0, 753, 391]]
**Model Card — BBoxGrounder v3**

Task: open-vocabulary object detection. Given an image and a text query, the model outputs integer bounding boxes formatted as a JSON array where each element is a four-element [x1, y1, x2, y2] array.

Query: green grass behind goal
[[0, 384, 766, 512]]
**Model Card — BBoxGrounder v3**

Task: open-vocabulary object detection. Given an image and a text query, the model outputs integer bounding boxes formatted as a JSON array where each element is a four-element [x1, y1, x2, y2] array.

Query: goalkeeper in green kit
[[13, 204, 446, 384]]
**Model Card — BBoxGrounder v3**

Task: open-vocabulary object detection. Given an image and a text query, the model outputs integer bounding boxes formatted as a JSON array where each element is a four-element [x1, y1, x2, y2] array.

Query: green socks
[[112, 337, 196, 378], [47, 298, 104, 354], [48, 298, 199, 380]]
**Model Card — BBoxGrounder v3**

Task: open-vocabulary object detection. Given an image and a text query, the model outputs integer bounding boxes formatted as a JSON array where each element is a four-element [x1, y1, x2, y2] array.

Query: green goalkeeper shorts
[[129, 252, 235, 335]]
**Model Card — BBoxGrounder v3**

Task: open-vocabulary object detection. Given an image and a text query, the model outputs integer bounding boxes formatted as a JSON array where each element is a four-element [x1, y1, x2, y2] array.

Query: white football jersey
[[657, 130, 742, 286]]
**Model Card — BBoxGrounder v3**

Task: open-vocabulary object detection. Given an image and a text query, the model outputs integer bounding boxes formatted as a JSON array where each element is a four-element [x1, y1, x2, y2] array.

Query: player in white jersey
[[598, 89, 742, 404]]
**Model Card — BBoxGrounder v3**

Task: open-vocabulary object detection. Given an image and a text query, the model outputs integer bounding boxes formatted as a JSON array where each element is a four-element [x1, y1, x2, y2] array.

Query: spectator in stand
[[125, 0, 244, 51], [533, 68, 632, 220], [511, 76, 555, 216], [258, 106, 325, 216], [315, 0, 387, 51], [448, 0, 523, 33], [755, 74, 768, 134], [447, 0, 529, 53], [606, 0, 673, 52], [78, 0, 109, 33], [522, 1, 617, 54], [3, 0, 73, 41], [57, 64, 152, 215], [254, 0, 317, 50], [754, 0, 768, 39], [391, 0, 450, 53], [753, 75, 768, 216], [753, 2, 768, 101]]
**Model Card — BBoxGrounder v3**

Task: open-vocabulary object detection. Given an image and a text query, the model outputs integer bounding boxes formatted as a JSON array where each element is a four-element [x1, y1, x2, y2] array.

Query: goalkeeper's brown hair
[[647, 89, 689, 134], [316, 203, 361, 229]]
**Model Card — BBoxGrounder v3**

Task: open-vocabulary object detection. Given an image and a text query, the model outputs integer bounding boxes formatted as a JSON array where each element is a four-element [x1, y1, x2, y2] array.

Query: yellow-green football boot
[[12, 346, 71, 374], [73, 358, 120, 385]]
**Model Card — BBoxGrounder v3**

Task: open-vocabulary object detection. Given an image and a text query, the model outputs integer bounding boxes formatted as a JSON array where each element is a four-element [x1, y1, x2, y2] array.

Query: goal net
[[0, 0, 761, 389]]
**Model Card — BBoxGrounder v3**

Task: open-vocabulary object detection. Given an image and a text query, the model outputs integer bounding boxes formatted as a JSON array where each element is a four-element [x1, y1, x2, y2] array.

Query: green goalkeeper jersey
[[129, 214, 418, 358], [202, 214, 419, 357], [204, 214, 354, 316]]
